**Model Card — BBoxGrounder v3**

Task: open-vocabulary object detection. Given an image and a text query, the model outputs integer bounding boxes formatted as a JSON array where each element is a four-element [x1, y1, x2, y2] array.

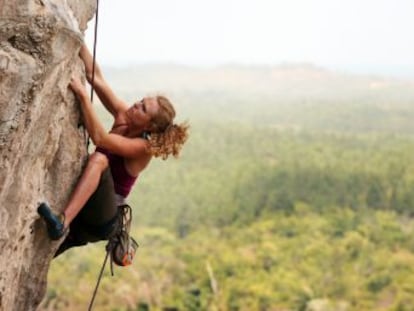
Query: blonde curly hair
[[147, 95, 189, 160]]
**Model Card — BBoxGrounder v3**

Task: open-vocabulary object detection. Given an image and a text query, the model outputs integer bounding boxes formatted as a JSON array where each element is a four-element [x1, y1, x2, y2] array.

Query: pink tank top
[[96, 147, 138, 197]]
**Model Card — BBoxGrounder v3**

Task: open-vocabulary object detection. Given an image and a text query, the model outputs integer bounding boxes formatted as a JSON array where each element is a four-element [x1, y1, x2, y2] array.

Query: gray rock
[[0, 0, 96, 310]]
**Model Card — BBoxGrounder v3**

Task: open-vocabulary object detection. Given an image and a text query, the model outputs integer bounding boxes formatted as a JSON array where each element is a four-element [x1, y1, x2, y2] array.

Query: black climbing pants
[[55, 168, 120, 257]]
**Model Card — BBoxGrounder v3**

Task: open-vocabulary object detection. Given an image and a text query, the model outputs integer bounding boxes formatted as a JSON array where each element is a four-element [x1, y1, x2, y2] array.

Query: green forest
[[41, 65, 414, 311]]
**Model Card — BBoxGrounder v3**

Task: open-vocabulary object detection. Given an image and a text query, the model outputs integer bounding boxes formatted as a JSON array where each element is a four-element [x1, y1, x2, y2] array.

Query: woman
[[38, 44, 189, 255]]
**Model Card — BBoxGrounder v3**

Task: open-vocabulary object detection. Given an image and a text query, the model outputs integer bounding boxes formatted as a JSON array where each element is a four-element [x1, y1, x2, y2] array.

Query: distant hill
[[101, 64, 414, 134]]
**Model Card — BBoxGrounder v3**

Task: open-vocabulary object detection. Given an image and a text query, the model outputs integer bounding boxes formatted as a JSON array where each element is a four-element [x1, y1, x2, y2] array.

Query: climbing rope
[[88, 246, 111, 311], [89, 0, 100, 103], [86, 4, 104, 310], [85, 3, 138, 309], [84, 0, 100, 149]]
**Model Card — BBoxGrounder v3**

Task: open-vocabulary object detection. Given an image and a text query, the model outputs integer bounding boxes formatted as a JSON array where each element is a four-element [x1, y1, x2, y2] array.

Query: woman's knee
[[86, 152, 109, 171]]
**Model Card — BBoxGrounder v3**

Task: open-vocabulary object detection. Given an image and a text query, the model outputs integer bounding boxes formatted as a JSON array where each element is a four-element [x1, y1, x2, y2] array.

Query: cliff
[[0, 1, 96, 310]]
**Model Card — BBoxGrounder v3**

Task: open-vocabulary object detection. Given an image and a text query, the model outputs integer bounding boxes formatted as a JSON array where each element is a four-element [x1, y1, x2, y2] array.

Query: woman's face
[[128, 97, 159, 131]]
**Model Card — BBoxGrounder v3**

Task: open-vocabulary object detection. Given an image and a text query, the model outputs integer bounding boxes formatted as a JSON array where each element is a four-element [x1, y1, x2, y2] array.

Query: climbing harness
[[88, 204, 139, 311]]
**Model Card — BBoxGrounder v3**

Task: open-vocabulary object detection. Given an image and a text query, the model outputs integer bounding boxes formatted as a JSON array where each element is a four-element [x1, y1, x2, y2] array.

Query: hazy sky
[[85, 0, 413, 77]]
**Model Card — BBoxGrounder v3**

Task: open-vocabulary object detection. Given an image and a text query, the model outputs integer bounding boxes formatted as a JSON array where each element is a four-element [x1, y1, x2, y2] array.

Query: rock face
[[0, 1, 96, 310]]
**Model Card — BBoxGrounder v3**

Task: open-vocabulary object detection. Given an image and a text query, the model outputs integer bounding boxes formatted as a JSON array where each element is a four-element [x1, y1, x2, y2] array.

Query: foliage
[[44, 208, 414, 311], [41, 66, 414, 310]]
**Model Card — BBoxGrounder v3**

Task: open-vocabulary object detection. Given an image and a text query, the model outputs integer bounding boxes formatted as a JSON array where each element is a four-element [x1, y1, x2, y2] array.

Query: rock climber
[[38, 44, 189, 255]]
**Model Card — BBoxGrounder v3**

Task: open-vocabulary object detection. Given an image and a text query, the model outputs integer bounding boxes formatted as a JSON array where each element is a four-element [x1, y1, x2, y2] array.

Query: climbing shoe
[[37, 202, 65, 240]]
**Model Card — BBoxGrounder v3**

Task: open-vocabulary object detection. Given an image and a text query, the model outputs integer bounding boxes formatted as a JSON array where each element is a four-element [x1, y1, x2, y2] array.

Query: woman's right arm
[[79, 44, 128, 116], [70, 77, 149, 158]]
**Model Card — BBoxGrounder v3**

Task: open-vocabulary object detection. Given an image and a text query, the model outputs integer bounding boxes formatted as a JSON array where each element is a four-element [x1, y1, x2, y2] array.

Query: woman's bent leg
[[63, 152, 109, 228], [54, 167, 118, 256]]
